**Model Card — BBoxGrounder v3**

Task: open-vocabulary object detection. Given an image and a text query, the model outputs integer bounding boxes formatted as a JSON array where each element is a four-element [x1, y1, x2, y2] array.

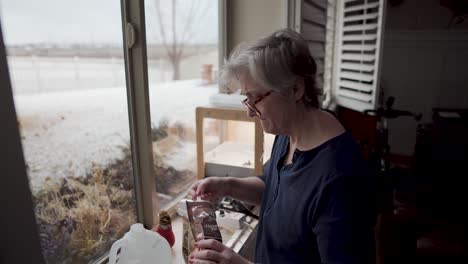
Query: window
[[1, 0, 298, 262], [1, 0, 137, 262], [0, 0, 226, 262], [144, 0, 221, 211]]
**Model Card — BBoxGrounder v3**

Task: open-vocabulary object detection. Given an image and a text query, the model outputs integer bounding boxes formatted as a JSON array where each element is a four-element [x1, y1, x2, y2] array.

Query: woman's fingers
[[200, 192, 214, 199], [196, 180, 209, 196], [189, 181, 199, 196], [189, 188, 196, 198], [195, 239, 226, 252], [190, 181, 207, 200], [189, 260, 216, 264], [189, 178, 222, 201], [192, 249, 222, 262]]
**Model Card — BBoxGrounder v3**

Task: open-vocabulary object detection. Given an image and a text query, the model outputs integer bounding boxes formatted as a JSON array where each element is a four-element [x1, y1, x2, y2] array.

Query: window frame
[[0, 22, 45, 264], [120, 0, 157, 229]]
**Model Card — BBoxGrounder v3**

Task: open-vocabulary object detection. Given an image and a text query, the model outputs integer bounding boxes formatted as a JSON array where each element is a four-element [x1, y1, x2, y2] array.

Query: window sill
[[95, 208, 259, 264]]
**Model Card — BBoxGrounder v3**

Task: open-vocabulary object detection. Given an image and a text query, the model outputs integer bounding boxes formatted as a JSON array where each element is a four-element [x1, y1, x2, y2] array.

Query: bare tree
[[153, 0, 211, 80]]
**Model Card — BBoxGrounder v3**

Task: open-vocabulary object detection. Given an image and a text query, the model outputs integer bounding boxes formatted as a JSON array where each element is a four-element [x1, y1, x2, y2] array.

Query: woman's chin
[[260, 119, 274, 134]]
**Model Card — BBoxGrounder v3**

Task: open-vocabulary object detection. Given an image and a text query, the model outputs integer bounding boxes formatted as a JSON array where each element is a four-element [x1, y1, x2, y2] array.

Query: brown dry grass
[[33, 121, 198, 263], [34, 164, 136, 263]]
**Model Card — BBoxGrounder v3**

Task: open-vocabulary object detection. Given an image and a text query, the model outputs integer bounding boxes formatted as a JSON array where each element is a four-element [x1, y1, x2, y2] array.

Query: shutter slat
[[340, 62, 374, 72], [342, 23, 378, 32], [340, 72, 374, 82], [339, 80, 373, 92], [342, 44, 376, 51], [341, 54, 375, 61], [337, 89, 373, 102], [344, 2, 379, 13], [342, 34, 377, 41], [343, 13, 378, 23]]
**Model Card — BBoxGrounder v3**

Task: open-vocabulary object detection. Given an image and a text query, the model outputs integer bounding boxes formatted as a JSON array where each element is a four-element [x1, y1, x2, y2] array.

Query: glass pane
[[204, 121, 275, 173], [144, 0, 219, 211], [206, 121, 256, 169], [0, 1, 137, 263]]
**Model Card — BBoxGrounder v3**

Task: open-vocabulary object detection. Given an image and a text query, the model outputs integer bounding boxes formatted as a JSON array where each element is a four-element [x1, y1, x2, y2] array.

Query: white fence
[[7, 56, 172, 94]]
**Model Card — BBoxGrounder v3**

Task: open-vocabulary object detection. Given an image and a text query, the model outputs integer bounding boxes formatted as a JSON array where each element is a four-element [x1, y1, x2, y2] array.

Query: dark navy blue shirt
[[254, 132, 376, 264]]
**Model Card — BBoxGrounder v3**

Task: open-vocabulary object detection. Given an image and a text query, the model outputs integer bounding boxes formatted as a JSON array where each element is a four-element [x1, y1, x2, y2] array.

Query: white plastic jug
[[109, 223, 172, 264]]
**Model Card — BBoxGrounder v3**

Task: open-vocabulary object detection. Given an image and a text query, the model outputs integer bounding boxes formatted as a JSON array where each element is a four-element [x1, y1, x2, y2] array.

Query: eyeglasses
[[242, 91, 272, 117]]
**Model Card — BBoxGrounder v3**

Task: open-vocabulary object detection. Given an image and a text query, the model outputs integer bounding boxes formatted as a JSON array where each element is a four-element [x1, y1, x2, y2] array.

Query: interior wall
[[221, 0, 287, 161], [226, 0, 288, 54], [385, 0, 468, 30], [381, 0, 468, 155]]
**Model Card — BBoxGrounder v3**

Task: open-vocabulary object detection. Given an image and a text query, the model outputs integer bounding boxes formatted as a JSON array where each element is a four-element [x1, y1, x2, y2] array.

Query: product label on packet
[[186, 200, 222, 243]]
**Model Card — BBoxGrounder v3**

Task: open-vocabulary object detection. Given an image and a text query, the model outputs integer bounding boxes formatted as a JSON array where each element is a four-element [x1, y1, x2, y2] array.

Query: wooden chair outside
[[196, 106, 264, 179]]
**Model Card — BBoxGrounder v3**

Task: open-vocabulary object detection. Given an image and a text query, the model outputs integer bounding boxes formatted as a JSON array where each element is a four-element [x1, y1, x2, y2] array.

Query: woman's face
[[241, 77, 295, 135]]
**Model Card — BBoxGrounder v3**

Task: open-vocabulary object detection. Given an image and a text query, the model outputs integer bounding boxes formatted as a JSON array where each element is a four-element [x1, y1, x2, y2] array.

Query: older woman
[[189, 29, 376, 264]]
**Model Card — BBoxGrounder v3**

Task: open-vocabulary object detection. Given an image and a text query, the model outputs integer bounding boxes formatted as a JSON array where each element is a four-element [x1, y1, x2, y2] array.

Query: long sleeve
[[312, 173, 377, 264]]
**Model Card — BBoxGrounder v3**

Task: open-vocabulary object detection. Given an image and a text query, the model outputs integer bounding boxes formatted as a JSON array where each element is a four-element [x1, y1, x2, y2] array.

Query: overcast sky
[[0, 0, 218, 46]]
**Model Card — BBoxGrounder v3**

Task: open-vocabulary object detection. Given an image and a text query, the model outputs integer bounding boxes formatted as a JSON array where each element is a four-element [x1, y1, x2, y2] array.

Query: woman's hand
[[189, 239, 252, 264], [189, 177, 230, 203]]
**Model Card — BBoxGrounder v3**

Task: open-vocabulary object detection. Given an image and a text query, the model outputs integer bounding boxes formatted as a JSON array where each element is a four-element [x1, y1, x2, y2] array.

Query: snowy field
[[14, 79, 219, 188], [7, 52, 218, 94]]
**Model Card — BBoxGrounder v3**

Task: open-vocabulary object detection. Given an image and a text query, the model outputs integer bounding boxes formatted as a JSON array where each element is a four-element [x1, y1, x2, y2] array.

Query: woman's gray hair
[[220, 28, 320, 109]]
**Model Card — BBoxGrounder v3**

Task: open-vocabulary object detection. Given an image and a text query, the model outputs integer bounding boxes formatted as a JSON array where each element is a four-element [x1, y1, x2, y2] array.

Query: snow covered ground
[[14, 79, 219, 187]]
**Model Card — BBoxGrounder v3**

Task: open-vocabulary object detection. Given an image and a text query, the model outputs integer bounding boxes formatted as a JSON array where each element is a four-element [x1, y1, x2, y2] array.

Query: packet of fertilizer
[[186, 200, 222, 243]]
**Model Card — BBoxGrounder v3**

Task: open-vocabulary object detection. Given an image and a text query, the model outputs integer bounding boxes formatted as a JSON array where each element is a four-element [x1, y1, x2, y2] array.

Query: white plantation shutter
[[332, 0, 386, 112]]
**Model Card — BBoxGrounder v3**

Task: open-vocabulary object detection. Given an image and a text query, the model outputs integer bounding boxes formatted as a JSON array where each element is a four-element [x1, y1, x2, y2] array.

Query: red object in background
[[152, 210, 175, 248], [154, 225, 176, 248], [337, 106, 377, 159]]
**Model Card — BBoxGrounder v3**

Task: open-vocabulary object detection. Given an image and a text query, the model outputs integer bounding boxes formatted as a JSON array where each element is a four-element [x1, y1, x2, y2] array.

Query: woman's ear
[[293, 78, 305, 102]]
